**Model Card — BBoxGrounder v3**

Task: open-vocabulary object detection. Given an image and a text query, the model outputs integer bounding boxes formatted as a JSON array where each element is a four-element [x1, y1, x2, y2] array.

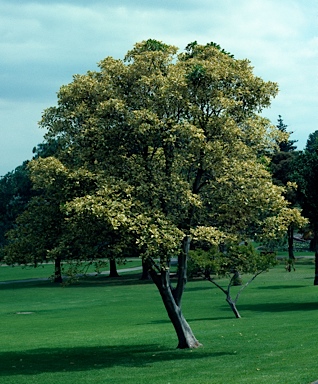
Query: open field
[[0, 258, 317, 384]]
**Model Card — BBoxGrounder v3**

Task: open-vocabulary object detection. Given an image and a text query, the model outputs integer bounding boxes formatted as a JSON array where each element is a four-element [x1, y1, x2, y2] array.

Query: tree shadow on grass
[[238, 301, 318, 313], [0, 280, 54, 290], [188, 316, 233, 321], [0, 344, 234, 376], [185, 285, 211, 292], [0, 273, 153, 290], [258, 285, 308, 289], [147, 316, 232, 325]]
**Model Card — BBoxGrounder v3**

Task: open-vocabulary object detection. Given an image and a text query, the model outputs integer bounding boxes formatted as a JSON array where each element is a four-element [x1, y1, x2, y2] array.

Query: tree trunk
[[287, 223, 295, 260], [314, 252, 318, 286], [54, 257, 63, 283], [161, 286, 200, 349], [146, 246, 201, 349], [314, 232, 318, 285], [109, 258, 119, 277], [173, 236, 190, 304], [140, 259, 151, 280], [151, 268, 201, 349], [226, 296, 241, 318], [232, 270, 242, 286]]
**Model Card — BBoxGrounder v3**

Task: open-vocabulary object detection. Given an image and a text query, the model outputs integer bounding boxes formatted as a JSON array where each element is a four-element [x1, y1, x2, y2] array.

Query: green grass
[[276, 250, 315, 257], [0, 260, 317, 384]]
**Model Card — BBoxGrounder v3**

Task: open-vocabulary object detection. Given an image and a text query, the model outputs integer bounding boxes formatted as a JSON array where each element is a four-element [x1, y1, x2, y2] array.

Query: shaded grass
[[0, 258, 142, 282], [0, 260, 317, 383], [276, 251, 315, 257]]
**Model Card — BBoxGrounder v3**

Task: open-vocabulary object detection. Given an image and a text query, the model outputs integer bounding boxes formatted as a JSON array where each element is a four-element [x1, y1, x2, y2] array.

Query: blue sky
[[1, 0, 317, 176]]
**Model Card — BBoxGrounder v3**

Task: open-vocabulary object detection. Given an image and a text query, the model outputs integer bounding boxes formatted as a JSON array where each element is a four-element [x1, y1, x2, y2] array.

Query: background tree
[[2, 141, 126, 280], [5, 39, 303, 348], [4, 194, 65, 282], [3, 156, 134, 282], [305, 130, 318, 153], [0, 162, 32, 248], [2, 158, 74, 282], [292, 134, 318, 284], [275, 115, 297, 152], [0, 139, 61, 250], [189, 243, 277, 318], [270, 116, 300, 262]]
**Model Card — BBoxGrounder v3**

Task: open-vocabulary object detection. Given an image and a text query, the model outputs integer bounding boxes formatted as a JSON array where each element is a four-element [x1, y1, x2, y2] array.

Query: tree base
[[178, 340, 202, 349]]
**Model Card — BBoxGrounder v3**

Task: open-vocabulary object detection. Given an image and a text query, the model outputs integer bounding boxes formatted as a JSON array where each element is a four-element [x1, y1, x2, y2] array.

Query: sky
[[0, 0, 317, 176]]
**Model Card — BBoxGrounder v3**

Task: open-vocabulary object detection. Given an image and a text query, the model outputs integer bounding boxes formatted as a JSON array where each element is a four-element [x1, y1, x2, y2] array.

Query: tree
[[275, 115, 297, 152], [189, 243, 277, 318], [3, 158, 108, 282], [0, 162, 32, 247], [8, 39, 302, 348], [270, 116, 300, 262], [0, 139, 61, 249], [292, 139, 318, 285], [2, 158, 76, 282], [305, 130, 318, 153], [4, 194, 65, 282]]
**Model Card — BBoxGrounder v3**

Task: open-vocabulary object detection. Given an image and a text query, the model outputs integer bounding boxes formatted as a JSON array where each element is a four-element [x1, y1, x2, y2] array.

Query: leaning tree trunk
[[159, 280, 200, 349], [226, 296, 241, 319], [108, 258, 119, 277], [149, 267, 201, 349], [54, 257, 63, 283], [146, 237, 201, 349], [207, 276, 242, 318]]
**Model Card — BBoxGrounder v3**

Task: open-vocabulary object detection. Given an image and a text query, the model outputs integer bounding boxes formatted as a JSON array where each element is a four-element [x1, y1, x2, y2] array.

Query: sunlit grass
[[276, 250, 315, 257], [0, 260, 317, 383]]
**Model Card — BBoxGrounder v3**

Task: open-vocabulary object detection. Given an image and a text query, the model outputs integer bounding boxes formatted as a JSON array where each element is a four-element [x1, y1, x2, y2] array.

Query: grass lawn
[[0, 258, 142, 282], [0, 258, 317, 384]]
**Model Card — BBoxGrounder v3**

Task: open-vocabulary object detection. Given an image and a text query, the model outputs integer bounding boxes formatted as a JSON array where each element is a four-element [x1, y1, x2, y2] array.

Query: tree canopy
[[305, 130, 318, 153], [2, 39, 306, 348]]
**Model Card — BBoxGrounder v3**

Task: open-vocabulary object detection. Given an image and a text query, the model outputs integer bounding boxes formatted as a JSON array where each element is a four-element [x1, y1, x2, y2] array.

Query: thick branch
[[206, 276, 228, 296], [143, 257, 161, 285], [173, 235, 190, 306], [192, 166, 204, 194]]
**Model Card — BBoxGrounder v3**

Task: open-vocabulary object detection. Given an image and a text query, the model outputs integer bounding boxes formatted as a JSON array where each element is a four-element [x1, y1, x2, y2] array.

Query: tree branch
[[206, 275, 228, 296], [233, 270, 264, 303], [173, 235, 191, 306]]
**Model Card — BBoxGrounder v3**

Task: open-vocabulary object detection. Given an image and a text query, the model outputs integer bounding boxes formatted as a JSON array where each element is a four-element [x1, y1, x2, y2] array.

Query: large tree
[[6, 40, 302, 348]]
